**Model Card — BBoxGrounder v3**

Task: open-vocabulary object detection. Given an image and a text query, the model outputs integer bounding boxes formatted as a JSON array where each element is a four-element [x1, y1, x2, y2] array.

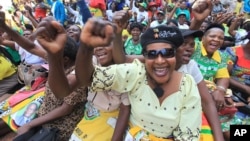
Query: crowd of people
[[0, 0, 250, 141]]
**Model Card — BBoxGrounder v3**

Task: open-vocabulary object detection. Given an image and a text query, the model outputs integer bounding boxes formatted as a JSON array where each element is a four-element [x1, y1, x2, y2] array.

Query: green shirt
[[124, 37, 143, 55], [6, 47, 21, 64], [192, 42, 229, 82]]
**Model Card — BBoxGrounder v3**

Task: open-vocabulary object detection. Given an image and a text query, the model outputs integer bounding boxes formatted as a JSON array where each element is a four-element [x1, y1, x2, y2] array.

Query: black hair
[[166, 19, 178, 27], [25, 24, 34, 31], [242, 20, 250, 31], [204, 23, 225, 34], [129, 22, 143, 32], [63, 36, 79, 61]]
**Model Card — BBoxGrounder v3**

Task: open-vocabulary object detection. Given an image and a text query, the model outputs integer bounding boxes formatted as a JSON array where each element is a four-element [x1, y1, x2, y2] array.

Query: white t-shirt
[[106, 10, 114, 22], [136, 9, 148, 23], [178, 23, 189, 29], [150, 20, 167, 28], [15, 40, 46, 65], [177, 59, 203, 84], [235, 29, 248, 45]]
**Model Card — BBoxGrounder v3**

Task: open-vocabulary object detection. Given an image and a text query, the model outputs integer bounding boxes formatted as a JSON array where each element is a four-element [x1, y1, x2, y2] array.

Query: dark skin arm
[[17, 102, 74, 135], [228, 62, 250, 96], [189, 0, 212, 30], [111, 103, 130, 141], [36, 21, 74, 98], [0, 36, 15, 49], [76, 18, 115, 87], [198, 80, 224, 141], [112, 10, 144, 64], [112, 10, 130, 64], [212, 78, 229, 110], [0, 11, 47, 59]]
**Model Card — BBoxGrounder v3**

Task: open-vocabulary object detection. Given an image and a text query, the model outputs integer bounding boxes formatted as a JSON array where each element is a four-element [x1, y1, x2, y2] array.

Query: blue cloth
[[47, 0, 66, 25], [175, 8, 190, 21], [77, 0, 92, 24], [244, 0, 250, 13]]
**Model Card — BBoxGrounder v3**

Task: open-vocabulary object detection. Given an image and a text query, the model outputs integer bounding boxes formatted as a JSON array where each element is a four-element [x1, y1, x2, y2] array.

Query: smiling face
[[131, 27, 142, 41], [176, 36, 195, 66], [144, 43, 176, 85], [202, 28, 224, 56], [67, 25, 81, 42], [94, 44, 113, 66], [24, 103, 37, 117], [23, 30, 32, 38]]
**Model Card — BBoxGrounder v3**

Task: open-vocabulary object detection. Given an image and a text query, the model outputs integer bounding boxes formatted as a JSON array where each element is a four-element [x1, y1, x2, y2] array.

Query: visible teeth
[[154, 68, 167, 76], [155, 68, 165, 71]]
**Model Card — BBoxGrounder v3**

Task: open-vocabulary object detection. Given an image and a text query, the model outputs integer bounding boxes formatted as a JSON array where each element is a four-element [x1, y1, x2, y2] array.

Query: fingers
[[51, 21, 66, 35], [37, 21, 56, 41], [0, 11, 5, 26], [81, 18, 115, 47], [113, 10, 131, 27]]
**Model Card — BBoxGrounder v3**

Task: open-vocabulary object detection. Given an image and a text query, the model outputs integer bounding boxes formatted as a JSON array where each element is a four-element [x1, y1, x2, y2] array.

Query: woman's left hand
[[212, 90, 225, 110], [17, 124, 32, 136]]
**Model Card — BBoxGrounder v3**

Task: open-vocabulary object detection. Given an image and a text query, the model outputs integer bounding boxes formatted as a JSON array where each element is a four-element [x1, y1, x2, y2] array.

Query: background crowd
[[0, 0, 250, 141]]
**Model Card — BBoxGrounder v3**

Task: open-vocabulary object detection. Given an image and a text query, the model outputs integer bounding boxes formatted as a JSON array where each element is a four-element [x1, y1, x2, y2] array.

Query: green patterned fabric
[[192, 42, 229, 81], [124, 37, 143, 55]]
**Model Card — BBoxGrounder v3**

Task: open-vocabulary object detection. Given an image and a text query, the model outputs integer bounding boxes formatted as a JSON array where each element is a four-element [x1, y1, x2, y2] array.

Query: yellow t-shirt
[[234, 2, 242, 15], [0, 54, 16, 80]]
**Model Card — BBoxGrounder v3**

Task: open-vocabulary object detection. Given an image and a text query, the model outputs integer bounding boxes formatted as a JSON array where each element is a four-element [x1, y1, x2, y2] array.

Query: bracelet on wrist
[[216, 85, 226, 93]]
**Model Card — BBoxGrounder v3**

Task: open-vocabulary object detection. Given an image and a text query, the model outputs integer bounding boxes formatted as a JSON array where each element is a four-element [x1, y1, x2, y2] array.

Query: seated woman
[[36, 17, 131, 141], [112, 9, 224, 141], [0, 16, 87, 141], [225, 31, 250, 121], [191, 23, 241, 141], [42, 18, 202, 140]]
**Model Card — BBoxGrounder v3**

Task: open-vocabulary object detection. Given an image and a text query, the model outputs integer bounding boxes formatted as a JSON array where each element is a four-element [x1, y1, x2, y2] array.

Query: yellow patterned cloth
[[89, 59, 202, 140], [0, 54, 16, 80], [1, 90, 44, 132], [69, 102, 119, 141], [200, 113, 214, 141]]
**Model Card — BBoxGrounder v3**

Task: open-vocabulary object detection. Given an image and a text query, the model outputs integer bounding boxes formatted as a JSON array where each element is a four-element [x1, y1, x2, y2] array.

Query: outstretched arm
[[0, 11, 47, 59], [112, 10, 144, 64], [76, 18, 115, 87], [189, 0, 212, 30], [77, 0, 92, 24], [36, 20, 72, 98], [198, 80, 224, 141]]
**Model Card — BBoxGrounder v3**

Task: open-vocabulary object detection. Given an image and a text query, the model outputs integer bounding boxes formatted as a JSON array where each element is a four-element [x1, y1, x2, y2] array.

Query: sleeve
[[46, 0, 53, 6], [14, 42, 20, 51], [90, 59, 145, 94], [66, 6, 78, 16], [63, 86, 87, 105], [58, 2, 66, 24], [77, 0, 92, 24], [215, 67, 230, 78], [225, 47, 237, 65], [215, 53, 230, 79], [173, 74, 202, 141], [189, 60, 203, 84], [121, 93, 130, 106]]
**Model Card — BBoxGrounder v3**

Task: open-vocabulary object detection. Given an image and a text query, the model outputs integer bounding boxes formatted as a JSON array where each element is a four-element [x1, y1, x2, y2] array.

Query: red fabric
[[8, 87, 45, 107], [89, 0, 106, 10], [236, 46, 250, 69], [35, 7, 47, 20]]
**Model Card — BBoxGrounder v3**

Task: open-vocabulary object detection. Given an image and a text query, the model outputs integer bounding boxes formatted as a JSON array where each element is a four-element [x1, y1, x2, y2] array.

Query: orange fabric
[[235, 47, 250, 69], [89, 0, 106, 10]]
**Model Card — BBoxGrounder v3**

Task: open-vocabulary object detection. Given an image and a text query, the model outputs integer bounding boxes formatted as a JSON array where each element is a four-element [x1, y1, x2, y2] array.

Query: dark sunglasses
[[143, 48, 175, 59]]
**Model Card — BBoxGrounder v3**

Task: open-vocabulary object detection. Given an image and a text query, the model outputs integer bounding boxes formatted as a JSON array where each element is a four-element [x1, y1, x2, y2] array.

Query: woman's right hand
[[36, 18, 67, 55], [80, 18, 116, 48]]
